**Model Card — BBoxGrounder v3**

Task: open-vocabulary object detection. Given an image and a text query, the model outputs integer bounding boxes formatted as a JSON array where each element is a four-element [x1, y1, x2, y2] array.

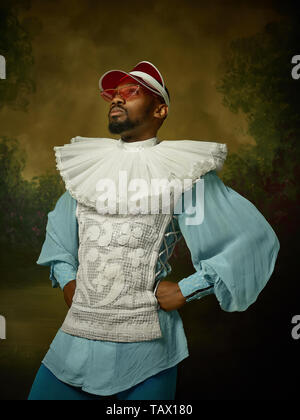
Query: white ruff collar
[[54, 136, 227, 214]]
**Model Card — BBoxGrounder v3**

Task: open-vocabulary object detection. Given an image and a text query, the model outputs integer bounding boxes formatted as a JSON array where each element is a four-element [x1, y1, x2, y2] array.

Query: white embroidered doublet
[[61, 202, 173, 342], [56, 135, 227, 342]]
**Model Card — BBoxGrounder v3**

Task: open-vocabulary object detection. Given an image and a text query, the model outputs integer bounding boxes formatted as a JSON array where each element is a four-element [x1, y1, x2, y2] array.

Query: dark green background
[[0, 0, 299, 400]]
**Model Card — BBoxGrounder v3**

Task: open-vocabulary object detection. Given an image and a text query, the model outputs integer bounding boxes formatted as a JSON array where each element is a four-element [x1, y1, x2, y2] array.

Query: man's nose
[[111, 92, 125, 105]]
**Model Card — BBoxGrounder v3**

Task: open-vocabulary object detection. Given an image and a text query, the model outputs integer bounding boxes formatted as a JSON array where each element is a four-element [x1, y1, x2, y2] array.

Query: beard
[[108, 114, 140, 134]]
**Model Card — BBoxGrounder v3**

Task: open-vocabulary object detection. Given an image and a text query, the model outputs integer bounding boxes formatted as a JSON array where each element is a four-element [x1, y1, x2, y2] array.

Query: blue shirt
[[36, 170, 280, 396]]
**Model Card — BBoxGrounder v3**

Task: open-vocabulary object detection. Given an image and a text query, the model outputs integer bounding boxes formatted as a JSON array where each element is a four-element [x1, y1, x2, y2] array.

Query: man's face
[[107, 80, 163, 135]]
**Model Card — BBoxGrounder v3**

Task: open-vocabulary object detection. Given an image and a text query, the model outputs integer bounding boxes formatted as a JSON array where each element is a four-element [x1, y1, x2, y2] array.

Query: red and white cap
[[99, 60, 170, 108]]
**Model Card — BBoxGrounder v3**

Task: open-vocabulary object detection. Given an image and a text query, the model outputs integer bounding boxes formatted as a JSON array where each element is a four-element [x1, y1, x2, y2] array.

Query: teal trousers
[[27, 363, 177, 400]]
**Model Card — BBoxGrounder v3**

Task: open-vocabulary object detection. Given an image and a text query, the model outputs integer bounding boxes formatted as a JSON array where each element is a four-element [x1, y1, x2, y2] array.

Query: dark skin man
[[64, 79, 187, 312]]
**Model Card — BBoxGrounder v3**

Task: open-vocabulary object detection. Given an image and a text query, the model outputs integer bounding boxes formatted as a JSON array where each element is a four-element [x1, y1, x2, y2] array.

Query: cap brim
[[99, 70, 163, 98], [99, 70, 133, 91]]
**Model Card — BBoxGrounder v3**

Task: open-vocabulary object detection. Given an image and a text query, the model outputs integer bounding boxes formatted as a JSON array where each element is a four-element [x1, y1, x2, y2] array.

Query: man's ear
[[154, 103, 168, 120]]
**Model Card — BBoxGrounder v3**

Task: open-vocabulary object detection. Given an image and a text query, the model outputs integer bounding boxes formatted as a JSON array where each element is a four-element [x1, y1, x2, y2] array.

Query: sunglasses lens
[[119, 85, 139, 99], [100, 85, 140, 102], [100, 89, 115, 102]]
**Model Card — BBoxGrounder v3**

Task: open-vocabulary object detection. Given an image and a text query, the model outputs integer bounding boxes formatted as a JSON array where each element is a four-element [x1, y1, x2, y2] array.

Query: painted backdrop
[[0, 0, 299, 400]]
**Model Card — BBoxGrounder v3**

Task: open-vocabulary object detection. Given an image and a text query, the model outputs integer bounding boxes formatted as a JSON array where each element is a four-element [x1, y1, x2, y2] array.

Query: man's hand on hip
[[63, 280, 76, 308], [155, 281, 186, 312]]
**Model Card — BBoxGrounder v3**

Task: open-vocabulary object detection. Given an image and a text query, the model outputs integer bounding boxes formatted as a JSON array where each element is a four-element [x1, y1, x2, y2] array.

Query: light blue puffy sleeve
[[36, 190, 79, 289], [177, 170, 280, 312]]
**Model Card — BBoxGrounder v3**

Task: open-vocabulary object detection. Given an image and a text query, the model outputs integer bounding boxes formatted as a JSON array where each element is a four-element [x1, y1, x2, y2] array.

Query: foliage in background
[[0, 5, 299, 256], [0, 0, 42, 111], [0, 1, 47, 254], [217, 16, 300, 239], [0, 136, 64, 253]]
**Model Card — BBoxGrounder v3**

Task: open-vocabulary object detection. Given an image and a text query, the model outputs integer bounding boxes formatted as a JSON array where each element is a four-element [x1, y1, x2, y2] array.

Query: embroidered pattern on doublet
[[60, 202, 173, 342]]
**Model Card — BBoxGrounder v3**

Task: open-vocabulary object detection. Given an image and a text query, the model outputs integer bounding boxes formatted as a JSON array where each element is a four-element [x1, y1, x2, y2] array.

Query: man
[[28, 61, 280, 400]]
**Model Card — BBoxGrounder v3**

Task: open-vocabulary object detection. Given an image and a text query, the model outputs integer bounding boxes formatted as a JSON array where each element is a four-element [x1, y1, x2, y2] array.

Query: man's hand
[[155, 281, 186, 312], [63, 280, 76, 308]]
